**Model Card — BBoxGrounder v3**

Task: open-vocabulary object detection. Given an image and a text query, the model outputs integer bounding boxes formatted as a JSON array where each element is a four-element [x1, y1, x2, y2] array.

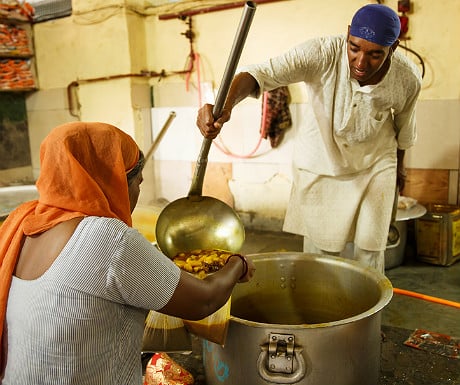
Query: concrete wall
[[20, 0, 460, 229]]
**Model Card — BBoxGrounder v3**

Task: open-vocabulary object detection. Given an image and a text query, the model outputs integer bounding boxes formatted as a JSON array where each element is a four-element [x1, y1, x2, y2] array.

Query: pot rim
[[230, 252, 393, 329]]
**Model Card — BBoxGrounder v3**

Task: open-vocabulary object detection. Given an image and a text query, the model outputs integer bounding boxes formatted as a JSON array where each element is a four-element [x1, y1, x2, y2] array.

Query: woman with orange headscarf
[[0, 122, 254, 384]]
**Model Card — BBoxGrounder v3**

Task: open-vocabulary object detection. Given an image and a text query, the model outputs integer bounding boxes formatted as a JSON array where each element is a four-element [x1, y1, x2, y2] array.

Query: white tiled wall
[[150, 98, 460, 229], [405, 99, 460, 170], [150, 103, 299, 229]]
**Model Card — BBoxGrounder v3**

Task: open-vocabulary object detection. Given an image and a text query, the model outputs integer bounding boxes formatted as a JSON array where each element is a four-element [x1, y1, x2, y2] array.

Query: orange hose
[[195, 52, 202, 107], [393, 288, 460, 309]]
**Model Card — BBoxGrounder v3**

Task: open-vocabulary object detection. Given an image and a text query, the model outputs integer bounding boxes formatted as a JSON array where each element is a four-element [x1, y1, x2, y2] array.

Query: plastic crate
[[415, 204, 460, 266]]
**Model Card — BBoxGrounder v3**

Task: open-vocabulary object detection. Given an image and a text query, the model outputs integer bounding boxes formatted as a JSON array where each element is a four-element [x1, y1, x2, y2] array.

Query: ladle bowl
[[155, 1, 256, 258], [155, 195, 245, 258]]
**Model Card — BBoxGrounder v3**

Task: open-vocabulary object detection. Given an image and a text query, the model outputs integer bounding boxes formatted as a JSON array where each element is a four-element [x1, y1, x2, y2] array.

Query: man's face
[[346, 31, 393, 85]]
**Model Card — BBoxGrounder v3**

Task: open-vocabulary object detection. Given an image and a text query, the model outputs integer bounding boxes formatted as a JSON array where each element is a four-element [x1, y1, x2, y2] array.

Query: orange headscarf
[[0, 121, 140, 371]]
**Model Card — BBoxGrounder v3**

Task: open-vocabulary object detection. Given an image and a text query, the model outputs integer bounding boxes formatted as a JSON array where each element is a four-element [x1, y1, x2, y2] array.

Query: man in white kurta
[[197, 4, 422, 273]]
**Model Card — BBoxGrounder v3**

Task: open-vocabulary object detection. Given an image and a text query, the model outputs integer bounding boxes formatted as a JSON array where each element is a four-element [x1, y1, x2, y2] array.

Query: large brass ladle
[[155, 1, 257, 258]]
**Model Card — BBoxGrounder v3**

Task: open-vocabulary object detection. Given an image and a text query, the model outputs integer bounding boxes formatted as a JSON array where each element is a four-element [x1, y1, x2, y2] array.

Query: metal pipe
[[144, 111, 176, 163], [66, 70, 187, 118]]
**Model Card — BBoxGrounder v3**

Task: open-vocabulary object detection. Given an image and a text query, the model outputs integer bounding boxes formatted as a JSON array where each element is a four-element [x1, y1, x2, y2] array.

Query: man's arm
[[196, 72, 259, 139], [223, 72, 259, 111]]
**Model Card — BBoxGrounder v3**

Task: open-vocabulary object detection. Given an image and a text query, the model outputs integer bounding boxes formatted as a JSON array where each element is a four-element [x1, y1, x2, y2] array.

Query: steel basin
[[203, 252, 393, 385]]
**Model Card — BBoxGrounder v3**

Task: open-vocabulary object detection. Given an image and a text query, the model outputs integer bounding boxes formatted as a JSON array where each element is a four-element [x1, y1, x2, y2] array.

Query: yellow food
[[172, 249, 233, 279]]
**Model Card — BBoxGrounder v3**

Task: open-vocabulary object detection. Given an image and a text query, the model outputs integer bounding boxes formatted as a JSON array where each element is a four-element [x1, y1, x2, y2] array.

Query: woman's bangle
[[226, 254, 248, 280]]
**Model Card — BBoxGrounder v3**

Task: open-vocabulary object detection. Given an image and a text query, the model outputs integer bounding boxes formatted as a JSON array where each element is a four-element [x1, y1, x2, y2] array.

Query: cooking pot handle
[[257, 345, 306, 384]]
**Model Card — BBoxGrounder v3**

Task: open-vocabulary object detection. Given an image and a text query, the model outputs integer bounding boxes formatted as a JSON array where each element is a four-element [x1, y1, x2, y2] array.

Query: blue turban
[[350, 4, 400, 47]]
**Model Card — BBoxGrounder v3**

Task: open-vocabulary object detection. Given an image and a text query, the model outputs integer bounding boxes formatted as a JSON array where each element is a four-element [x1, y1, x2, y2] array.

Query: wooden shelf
[[0, 17, 31, 25], [0, 58, 36, 91], [0, 22, 34, 57], [0, 87, 36, 92], [0, 15, 36, 92]]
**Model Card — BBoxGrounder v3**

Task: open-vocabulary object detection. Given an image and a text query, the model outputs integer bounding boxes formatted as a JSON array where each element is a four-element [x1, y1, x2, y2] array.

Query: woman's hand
[[159, 253, 255, 321], [240, 256, 256, 282], [225, 254, 256, 283]]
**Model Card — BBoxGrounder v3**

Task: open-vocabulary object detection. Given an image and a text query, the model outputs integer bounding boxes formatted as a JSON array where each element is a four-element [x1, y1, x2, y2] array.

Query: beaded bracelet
[[226, 254, 249, 280]]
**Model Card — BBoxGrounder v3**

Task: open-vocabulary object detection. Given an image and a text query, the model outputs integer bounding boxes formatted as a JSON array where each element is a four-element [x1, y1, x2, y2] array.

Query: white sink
[[0, 185, 38, 218]]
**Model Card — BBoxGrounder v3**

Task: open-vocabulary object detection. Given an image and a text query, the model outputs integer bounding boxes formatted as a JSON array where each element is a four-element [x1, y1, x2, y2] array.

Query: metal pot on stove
[[203, 252, 393, 385]]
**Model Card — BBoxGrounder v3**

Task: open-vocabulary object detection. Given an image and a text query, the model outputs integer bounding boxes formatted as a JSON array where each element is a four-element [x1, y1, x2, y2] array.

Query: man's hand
[[396, 148, 406, 192], [397, 167, 407, 192], [196, 104, 231, 139], [196, 72, 258, 139]]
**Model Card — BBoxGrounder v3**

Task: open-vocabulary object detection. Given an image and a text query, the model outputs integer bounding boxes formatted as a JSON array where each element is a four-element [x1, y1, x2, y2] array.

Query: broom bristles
[[183, 297, 231, 346], [142, 311, 192, 353], [145, 310, 184, 329]]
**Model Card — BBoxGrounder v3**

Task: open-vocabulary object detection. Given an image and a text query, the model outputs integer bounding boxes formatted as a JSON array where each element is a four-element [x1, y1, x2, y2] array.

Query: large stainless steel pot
[[203, 252, 393, 385]]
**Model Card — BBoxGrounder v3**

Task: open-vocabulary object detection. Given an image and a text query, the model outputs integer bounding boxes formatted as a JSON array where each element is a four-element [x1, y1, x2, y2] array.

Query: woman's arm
[[158, 254, 254, 320]]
